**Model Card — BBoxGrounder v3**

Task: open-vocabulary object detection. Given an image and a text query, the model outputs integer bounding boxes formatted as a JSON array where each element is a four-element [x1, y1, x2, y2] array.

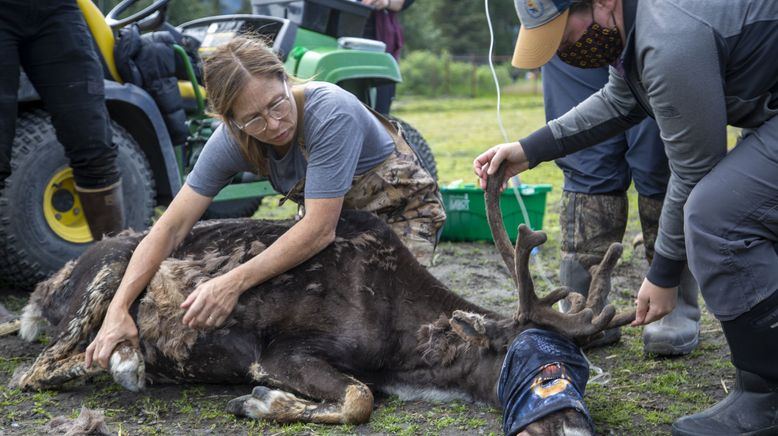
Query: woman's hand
[[473, 142, 529, 190], [632, 278, 678, 326], [362, 0, 390, 10], [181, 273, 242, 329], [85, 307, 139, 369]]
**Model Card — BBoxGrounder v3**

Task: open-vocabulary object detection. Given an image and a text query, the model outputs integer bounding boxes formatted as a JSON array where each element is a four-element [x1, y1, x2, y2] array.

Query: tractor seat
[[76, 0, 206, 107]]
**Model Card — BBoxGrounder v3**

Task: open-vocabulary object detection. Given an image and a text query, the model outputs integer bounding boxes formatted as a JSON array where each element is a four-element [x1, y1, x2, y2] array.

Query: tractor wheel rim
[[42, 167, 93, 244]]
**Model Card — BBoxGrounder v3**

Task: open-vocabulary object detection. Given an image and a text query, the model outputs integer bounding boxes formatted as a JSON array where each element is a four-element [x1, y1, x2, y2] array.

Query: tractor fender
[[294, 48, 402, 84], [104, 80, 182, 205]]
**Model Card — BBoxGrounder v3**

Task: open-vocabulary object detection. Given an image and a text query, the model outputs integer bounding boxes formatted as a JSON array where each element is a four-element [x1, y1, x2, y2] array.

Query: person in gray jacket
[[475, 0, 778, 434], [542, 54, 700, 355]]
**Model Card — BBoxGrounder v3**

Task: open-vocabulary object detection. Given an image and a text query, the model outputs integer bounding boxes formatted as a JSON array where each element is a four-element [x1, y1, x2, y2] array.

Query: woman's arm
[[181, 196, 344, 329], [85, 184, 212, 368]]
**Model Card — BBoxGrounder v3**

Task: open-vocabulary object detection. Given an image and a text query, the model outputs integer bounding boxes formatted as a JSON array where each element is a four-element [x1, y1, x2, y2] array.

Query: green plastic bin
[[440, 183, 552, 242]]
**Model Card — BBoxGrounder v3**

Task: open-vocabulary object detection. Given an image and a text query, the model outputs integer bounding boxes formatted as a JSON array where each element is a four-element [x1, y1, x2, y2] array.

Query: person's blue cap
[[512, 0, 573, 69]]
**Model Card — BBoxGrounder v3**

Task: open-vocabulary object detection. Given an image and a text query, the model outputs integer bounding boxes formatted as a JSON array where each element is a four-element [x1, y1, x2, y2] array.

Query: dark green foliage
[[401, 0, 518, 57], [398, 51, 513, 98]]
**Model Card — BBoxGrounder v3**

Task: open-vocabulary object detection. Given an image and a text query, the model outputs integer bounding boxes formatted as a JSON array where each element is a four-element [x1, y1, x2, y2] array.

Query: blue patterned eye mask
[[498, 328, 593, 435]]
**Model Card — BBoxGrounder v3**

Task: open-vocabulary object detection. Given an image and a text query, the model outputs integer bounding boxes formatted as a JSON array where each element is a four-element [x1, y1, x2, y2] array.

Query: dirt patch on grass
[[0, 231, 730, 435]]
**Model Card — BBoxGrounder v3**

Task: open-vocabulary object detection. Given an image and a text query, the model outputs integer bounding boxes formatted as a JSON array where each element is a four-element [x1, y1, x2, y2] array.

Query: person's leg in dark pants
[[0, 3, 24, 190], [374, 82, 396, 116], [672, 118, 778, 435], [20, 1, 123, 240]]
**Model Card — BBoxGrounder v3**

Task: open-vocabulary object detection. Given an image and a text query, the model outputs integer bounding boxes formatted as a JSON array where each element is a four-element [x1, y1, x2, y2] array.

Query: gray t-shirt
[[186, 81, 395, 199]]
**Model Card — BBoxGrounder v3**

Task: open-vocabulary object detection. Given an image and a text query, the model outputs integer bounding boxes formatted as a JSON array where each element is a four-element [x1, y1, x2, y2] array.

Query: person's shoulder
[[304, 81, 360, 109], [637, 0, 714, 29], [302, 82, 364, 126], [206, 123, 239, 149]]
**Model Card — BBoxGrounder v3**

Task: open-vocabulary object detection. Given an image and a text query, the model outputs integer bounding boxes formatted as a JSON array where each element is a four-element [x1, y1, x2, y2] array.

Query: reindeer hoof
[[8, 364, 32, 390], [109, 345, 145, 392], [226, 393, 253, 417], [227, 386, 298, 419], [252, 386, 271, 398], [227, 386, 275, 418]]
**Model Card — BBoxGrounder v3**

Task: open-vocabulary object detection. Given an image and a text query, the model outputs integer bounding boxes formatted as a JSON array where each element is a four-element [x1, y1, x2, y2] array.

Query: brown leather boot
[[76, 181, 125, 241]]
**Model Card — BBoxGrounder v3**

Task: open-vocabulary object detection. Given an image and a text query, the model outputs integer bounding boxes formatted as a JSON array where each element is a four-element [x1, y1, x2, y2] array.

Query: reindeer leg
[[13, 342, 144, 392], [13, 352, 103, 390], [0, 319, 21, 337], [14, 260, 126, 390], [228, 351, 373, 424]]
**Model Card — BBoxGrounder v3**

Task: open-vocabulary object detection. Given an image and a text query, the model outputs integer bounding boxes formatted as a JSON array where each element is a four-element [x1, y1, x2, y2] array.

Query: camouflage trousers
[[561, 191, 664, 267], [560, 191, 629, 273], [343, 142, 446, 265]]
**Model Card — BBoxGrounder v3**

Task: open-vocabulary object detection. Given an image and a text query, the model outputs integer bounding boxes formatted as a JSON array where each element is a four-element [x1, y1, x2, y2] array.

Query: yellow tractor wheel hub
[[42, 168, 93, 244]]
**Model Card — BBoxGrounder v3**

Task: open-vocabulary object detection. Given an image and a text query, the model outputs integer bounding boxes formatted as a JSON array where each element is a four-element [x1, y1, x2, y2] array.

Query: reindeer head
[[484, 164, 635, 345]]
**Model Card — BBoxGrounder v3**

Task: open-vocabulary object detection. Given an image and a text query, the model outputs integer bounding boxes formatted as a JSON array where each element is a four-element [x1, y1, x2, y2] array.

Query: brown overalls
[[281, 86, 446, 265]]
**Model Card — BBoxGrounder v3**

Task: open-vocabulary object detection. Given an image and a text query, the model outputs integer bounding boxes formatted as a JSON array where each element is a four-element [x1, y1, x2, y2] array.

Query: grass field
[[393, 91, 595, 248]]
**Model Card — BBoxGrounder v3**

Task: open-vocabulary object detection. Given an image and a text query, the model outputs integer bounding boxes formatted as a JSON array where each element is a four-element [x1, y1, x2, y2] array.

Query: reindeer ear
[[449, 310, 489, 348]]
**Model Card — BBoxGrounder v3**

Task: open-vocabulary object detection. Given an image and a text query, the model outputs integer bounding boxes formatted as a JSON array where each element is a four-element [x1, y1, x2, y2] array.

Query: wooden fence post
[[471, 55, 478, 98]]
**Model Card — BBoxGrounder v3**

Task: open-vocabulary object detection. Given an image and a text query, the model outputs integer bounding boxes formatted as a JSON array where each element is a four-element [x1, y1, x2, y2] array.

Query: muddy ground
[[0, 225, 731, 435]]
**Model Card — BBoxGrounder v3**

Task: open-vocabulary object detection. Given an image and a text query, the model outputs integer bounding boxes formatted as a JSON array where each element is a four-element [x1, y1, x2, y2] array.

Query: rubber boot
[[76, 181, 125, 241], [638, 196, 701, 355], [643, 266, 701, 355], [559, 191, 628, 348], [671, 290, 778, 435]]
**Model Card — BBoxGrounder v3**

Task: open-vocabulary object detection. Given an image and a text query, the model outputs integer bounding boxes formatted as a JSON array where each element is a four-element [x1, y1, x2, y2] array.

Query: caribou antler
[[485, 163, 518, 287], [485, 164, 635, 343]]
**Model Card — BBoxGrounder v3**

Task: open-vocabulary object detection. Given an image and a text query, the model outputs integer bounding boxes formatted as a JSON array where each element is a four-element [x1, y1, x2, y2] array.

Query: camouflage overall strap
[[291, 85, 309, 160], [362, 103, 435, 181], [278, 85, 308, 206], [293, 84, 411, 158], [362, 104, 413, 155]]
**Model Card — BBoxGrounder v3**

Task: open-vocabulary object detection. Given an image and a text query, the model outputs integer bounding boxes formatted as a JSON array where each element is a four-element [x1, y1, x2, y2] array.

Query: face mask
[[557, 11, 623, 68]]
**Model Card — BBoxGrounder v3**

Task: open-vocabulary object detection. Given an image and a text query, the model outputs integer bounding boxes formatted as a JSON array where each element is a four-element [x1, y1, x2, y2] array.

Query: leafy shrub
[[398, 51, 513, 98]]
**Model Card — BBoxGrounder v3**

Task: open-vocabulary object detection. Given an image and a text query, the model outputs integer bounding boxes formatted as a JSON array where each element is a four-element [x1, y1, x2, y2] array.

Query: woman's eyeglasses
[[233, 83, 292, 134]]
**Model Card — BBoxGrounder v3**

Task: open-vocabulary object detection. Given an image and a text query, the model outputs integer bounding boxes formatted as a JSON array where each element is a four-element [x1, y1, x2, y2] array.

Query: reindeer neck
[[374, 260, 509, 405], [394, 265, 501, 327], [386, 322, 507, 406]]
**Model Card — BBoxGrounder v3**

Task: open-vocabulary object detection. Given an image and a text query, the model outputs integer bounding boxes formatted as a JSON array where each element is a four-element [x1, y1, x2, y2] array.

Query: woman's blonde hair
[[203, 35, 288, 175]]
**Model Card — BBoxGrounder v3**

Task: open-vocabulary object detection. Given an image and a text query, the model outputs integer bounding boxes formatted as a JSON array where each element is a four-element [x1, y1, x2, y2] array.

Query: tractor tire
[[202, 197, 263, 220], [389, 116, 438, 181], [0, 110, 156, 290]]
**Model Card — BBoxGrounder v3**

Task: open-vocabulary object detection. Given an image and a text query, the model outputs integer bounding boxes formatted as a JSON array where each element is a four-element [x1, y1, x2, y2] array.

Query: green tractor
[[0, 0, 436, 290]]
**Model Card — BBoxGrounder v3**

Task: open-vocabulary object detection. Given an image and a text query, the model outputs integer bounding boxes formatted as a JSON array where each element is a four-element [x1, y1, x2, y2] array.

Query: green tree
[[399, 1, 441, 54], [402, 0, 517, 57]]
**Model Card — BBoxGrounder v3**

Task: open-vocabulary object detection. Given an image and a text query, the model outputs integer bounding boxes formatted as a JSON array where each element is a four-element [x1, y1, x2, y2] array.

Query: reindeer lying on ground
[[12, 169, 634, 434]]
